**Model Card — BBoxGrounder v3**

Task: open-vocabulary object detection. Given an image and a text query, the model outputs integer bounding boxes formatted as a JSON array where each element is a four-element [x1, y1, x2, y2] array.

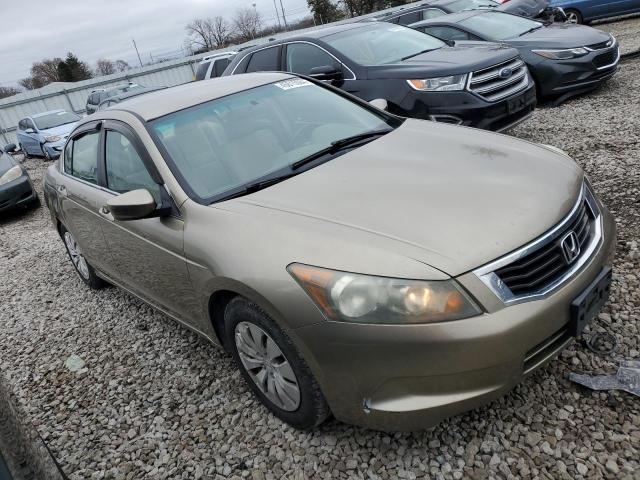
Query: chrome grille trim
[[473, 184, 603, 306], [467, 57, 529, 102]]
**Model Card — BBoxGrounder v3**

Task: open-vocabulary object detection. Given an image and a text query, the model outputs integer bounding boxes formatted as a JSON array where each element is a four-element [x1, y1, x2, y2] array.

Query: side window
[[105, 130, 160, 202], [18, 119, 26, 130], [245, 47, 280, 72], [425, 26, 472, 41], [423, 8, 446, 19], [88, 93, 98, 104], [286, 43, 338, 75], [212, 57, 231, 77], [70, 132, 99, 184], [195, 61, 212, 80], [397, 11, 422, 25], [64, 141, 72, 173], [25, 119, 36, 131]]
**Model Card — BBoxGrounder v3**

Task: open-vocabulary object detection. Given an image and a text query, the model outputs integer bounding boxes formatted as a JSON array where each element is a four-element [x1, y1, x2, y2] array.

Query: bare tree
[[115, 60, 130, 72], [18, 58, 64, 90], [0, 86, 21, 99], [186, 18, 215, 50], [233, 8, 263, 42], [211, 16, 232, 48], [95, 59, 116, 76]]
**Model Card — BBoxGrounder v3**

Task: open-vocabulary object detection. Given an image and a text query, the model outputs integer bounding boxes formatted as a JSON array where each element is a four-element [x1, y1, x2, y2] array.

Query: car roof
[[109, 72, 294, 121], [283, 22, 372, 40], [31, 109, 66, 118], [410, 9, 484, 26], [106, 86, 167, 103]]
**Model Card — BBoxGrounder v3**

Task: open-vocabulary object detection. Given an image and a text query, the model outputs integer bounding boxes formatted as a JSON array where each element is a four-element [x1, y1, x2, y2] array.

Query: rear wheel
[[565, 9, 583, 24], [224, 297, 330, 429], [60, 226, 107, 289]]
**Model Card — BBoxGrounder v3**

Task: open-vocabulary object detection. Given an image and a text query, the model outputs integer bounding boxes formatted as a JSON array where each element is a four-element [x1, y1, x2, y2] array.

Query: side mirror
[[3, 143, 16, 153], [25, 128, 36, 134], [369, 98, 388, 111], [309, 65, 343, 81], [106, 189, 157, 221]]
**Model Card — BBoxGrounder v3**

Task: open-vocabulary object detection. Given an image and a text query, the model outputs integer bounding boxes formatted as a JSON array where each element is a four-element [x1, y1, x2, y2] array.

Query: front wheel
[[60, 226, 107, 289], [565, 9, 583, 24], [224, 297, 330, 429]]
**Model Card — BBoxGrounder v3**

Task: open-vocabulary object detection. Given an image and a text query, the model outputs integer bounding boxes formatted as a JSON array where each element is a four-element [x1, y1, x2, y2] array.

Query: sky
[[0, 0, 311, 87]]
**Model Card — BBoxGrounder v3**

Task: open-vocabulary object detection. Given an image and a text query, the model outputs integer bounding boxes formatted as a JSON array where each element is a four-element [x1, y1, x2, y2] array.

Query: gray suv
[[85, 83, 144, 114]]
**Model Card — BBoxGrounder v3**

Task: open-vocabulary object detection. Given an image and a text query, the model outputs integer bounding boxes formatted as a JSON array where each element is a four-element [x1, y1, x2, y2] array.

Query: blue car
[[550, 0, 640, 23], [16, 110, 80, 160]]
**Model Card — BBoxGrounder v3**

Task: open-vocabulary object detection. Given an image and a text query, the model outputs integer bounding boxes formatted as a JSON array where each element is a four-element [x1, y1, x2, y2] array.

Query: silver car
[[44, 73, 615, 431], [17, 110, 80, 160]]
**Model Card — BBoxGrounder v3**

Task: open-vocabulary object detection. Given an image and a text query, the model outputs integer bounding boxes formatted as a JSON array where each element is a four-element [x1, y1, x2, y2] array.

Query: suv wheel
[[224, 297, 330, 429], [60, 226, 107, 289], [565, 9, 583, 24]]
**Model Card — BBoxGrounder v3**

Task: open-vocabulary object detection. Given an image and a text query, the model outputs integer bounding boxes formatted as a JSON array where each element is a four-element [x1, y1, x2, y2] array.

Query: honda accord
[[44, 73, 615, 431]]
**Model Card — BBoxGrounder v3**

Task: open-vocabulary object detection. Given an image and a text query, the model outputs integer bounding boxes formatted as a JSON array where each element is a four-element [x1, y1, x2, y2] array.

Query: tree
[[57, 52, 93, 82], [341, 0, 385, 17], [19, 58, 64, 89], [308, 0, 342, 23], [233, 8, 263, 42], [115, 60, 130, 72], [210, 16, 232, 48], [95, 59, 116, 76], [186, 18, 216, 50], [0, 86, 21, 99]]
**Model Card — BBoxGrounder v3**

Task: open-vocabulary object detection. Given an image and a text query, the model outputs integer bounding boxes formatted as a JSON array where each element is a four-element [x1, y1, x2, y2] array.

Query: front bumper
[[42, 141, 65, 159], [396, 82, 537, 132], [0, 175, 37, 212], [292, 204, 616, 431], [532, 46, 620, 97]]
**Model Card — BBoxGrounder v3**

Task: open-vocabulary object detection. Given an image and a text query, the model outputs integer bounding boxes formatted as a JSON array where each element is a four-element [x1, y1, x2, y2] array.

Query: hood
[[367, 43, 518, 79], [39, 122, 77, 138], [235, 120, 583, 276], [0, 152, 17, 175], [507, 23, 612, 48], [498, 0, 549, 17]]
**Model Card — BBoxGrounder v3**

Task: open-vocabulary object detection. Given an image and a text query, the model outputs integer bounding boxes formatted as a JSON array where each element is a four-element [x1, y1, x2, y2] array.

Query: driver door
[[95, 120, 199, 323]]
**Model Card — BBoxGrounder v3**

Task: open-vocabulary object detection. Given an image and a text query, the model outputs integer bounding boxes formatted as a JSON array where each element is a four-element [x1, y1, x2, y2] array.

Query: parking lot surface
[[1, 16, 639, 480]]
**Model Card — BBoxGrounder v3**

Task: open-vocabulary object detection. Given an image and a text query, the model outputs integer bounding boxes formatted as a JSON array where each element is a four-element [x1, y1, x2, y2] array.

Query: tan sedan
[[44, 73, 615, 431]]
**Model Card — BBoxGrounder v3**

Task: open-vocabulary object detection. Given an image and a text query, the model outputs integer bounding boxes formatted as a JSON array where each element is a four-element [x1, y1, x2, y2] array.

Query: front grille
[[468, 57, 529, 102], [523, 327, 571, 374], [593, 46, 619, 69], [494, 200, 594, 297], [586, 39, 613, 50]]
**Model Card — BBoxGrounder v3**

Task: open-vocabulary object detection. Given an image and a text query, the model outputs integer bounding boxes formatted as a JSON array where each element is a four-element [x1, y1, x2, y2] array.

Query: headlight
[[407, 74, 468, 92], [44, 135, 61, 143], [288, 263, 482, 324], [0, 165, 23, 185], [532, 47, 588, 60]]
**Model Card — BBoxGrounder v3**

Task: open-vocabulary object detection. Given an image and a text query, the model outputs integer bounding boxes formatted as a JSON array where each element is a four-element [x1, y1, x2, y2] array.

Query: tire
[[60, 225, 107, 289], [30, 193, 41, 209], [565, 9, 583, 24], [224, 297, 330, 429]]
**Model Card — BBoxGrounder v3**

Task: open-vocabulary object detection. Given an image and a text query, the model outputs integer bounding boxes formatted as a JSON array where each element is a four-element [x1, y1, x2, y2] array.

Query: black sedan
[[0, 144, 39, 213], [223, 22, 536, 132], [410, 10, 619, 98]]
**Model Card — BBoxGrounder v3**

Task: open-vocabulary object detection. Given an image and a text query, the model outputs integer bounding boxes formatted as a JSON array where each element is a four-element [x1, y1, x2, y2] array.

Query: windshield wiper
[[214, 173, 299, 202], [291, 129, 392, 170], [519, 25, 543, 37], [401, 49, 437, 61]]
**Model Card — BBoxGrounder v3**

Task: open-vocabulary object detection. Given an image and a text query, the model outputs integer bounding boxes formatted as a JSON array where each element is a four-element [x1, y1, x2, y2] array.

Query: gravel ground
[[595, 15, 640, 55], [1, 32, 639, 480]]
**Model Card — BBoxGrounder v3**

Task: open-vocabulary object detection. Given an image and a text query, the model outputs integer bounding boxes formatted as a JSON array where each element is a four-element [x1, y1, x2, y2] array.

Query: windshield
[[151, 79, 391, 202], [33, 111, 81, 130], [324, 24, 445, 65], [447, 0, 500, 11], [460, 12, 542, 40]]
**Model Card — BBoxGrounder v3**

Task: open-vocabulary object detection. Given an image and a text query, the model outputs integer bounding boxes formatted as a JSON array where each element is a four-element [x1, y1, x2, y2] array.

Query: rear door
[[95, 120, 197, 321], [59, 123, 113, 275]]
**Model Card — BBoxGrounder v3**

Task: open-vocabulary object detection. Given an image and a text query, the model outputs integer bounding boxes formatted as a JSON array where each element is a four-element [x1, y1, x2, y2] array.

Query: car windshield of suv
[[447, 0, 499, 11], [324, 24, 445, 65], [460, 12, 542, 40], [151, 79, 392, 202], [33, 111, 81, 130]]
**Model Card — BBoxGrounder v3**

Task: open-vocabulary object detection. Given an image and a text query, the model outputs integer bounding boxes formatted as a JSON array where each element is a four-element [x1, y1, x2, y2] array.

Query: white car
[[195, 52, 238, 80]]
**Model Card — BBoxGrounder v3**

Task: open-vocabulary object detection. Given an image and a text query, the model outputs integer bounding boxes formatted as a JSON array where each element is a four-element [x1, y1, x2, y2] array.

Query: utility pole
[[272, 0, 282, 28], [279, 0, 288, 30], [132, 38, 143, 68]]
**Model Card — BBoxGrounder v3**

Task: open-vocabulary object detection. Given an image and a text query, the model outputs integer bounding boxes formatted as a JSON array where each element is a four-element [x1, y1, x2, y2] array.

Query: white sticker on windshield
[[274, 78, 312, 90]]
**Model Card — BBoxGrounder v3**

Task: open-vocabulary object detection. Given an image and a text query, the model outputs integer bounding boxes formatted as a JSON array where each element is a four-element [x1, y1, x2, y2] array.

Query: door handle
[[57, 185, 67, 197]]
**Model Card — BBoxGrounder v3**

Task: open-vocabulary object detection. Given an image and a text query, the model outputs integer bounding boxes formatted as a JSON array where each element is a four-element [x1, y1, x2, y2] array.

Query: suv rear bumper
[[397, 82, 537, 132]]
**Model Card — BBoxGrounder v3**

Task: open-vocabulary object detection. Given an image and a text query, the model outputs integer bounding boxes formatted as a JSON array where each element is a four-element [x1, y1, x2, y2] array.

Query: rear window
[[246, 47, 280, 72], [196, 61, 212, 80]]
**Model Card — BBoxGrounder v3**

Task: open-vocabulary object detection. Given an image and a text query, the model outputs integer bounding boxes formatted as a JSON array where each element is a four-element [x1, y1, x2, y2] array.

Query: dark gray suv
[[85, 83, 145, 114]]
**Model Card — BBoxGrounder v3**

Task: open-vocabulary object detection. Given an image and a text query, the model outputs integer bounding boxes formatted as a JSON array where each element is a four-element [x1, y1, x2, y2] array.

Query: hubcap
[[64, 232, 90, 280], [567, 12, 578, 23], [234, 321, 301, 411]]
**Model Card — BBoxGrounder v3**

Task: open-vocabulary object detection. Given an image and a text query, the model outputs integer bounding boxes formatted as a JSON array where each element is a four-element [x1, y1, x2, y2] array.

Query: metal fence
[[0, 3, 410, 146]]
